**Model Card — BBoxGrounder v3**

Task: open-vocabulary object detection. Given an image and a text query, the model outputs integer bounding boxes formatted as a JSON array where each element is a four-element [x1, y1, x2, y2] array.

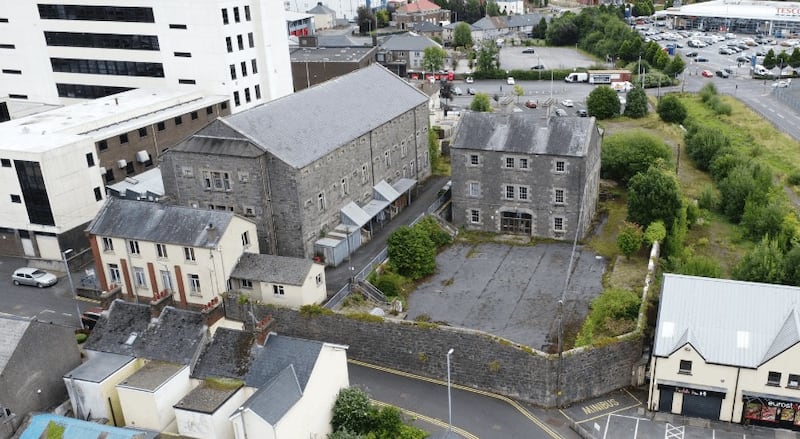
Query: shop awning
[[373, 180, 401, 202], [392, 177, 417, 194], [340, 202, 370, 228], [742, 391, 800, 404], [657, 379, 728, 394]]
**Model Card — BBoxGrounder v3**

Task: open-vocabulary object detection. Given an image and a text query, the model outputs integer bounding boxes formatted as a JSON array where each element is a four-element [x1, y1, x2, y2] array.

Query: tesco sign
[[776, 7, 800, 16]]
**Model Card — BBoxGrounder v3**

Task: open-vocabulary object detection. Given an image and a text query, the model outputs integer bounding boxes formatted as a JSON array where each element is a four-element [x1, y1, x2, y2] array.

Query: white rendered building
[[0, 0, 293, 112]]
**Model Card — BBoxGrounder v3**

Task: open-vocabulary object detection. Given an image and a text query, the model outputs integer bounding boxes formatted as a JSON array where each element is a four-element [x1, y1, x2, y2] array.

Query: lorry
[[587, 70, 632, 84], [564, 72, 589, 83]]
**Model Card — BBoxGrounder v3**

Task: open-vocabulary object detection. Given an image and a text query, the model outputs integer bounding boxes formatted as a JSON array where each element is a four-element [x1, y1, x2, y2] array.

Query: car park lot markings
[[664, 423, 684, 439]]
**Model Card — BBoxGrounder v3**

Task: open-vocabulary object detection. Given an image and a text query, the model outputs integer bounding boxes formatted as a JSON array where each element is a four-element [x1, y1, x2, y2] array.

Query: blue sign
[[751, 55, 757, 67]]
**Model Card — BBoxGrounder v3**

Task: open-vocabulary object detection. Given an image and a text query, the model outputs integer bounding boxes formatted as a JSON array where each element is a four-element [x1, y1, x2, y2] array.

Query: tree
[[586, 85, 620, 119], [332, 388, 373, 434], [732, 237, 786, 284], [684, 126, 730, 171], [532, 17, 548, 39], [617, 222, 644, 258], [545, 12, 579, 46], [790, 47, 800, 70], [783, 245, 800, 286], [777, 50, 790, 77], [376, 9, 389, 27], [657, 94, 687, 124], [652, 49, 670, 71], [453, 22, 473, 48], [476, 41, 498, 72], [627, 166, 682, 231], [623, 86, 648, 118], [672, 255, 723, 278], [486, 0, 501, 16], [632, 0, 654, 16], [740, 195, 788, 241], [387, 226, 436, 280], [415, 215, 452, 248], [763, 48, 777, 70], [356, 6, 376, 34], [329, 430, 363, 439], [470, 93, 493, 112], [664, 54, 686, 77], [601, 130, 672, 185], [644, 221, 667, 244], [422, 46, 447, 73], [513, 85, 524, 103], [717, 163, 772, 223]]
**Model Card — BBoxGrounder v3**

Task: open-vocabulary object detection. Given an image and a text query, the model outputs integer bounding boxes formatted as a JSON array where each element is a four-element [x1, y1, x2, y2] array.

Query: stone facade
[[224, 297, 643, 407]]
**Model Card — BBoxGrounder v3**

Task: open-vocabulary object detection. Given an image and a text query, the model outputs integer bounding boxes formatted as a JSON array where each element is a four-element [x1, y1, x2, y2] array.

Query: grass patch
[[587, 191, 628, 259]]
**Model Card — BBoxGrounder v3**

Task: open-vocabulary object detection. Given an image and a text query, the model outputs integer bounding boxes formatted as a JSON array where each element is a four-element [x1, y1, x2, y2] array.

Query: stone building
[[160, 64, 432, 260], [450, 112, 601, 241]]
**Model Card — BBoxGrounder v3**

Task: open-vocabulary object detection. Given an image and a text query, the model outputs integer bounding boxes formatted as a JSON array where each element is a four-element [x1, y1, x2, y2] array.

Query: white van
[[753, 64, 769, 76]]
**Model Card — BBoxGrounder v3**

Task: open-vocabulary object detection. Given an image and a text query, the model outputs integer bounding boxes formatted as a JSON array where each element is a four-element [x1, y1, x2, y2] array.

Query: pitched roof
[[451, 112, 597, 157], [397, 0, 442, 13], [244, 334, 323, 389], [171, 134, 264, 158], [174, 380, 243, 414], [83, 301, 152, 357], [307, 2, 336, 14], [238, 365, 302, 424], [380, 33, 442, 52], [408, 21, 443, 32], [205, 65, 428, 169], [0, 315, 30, 375], [192, 328, 256, 380], [654, 274, 800, 368], [230, 253, 315, 285], [86, 197, 239, 248]]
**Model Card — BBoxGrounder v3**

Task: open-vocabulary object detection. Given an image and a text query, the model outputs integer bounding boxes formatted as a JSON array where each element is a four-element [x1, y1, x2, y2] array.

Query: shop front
[[742, 392, 800, 431], [657, 380, 727, 420]]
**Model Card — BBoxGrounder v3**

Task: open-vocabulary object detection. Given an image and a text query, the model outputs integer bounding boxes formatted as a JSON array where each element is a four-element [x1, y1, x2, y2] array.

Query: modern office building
[[0, 1, 293, 113]]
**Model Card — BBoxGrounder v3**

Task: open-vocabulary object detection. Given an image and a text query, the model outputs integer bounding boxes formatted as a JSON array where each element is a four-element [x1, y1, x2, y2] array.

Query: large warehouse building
[[656, 0, 800, 36]]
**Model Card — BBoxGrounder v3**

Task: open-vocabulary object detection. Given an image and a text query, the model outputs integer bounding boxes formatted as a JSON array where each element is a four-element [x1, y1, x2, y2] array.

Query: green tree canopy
[[644, 221, 667, 244], [671, 255, 723, 278], [617, 222, 644, 258], [623, 86, 648, 118], [332, 388, 373, 434], [656, 94, 687, 124], [586, 85, 620, 119], [356, 6, 376, 34], [601, 130, 672, 185], [627, 165, 682, 231], [470, 92, 493, 112], [763, 48, 777, 70], [532, 17, 548, 39], [422, 46, 447, 72], [545, 12, 579, 46], [732, 237, 786, 284], [717, 162, 773, 223], [684, 126, 731, 171], [453, 22, 473, 48], [664, 54, 686, 77], [486, 0, 501, 16], [387, 226, 436, 280], [790, 47, 800, 69], [476, 41, 498, 72], [376, 9, 389, 27]]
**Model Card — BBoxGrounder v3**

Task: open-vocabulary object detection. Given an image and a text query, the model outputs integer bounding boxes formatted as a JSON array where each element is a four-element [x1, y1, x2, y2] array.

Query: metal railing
[[325, 283, 350, 309], [357, 280, 389, 305]]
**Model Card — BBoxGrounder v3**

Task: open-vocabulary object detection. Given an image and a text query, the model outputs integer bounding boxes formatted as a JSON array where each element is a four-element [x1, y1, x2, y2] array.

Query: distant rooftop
[[106, 167, 164, 199], [290, 46, 375, 63], [118, 361, 185, 392], [174, 379, 243, 414], [64, 351, 135, 383]]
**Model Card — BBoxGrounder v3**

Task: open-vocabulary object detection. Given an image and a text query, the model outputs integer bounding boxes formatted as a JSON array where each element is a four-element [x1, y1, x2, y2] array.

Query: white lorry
[[612, 81, 634, 92], [564, 72, 589, 83]]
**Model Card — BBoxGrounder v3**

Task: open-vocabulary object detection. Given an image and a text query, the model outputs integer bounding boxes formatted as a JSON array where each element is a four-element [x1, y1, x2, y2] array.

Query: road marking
[[61, 313, 72, 317], [665, 423, 684, 439], [371, 399, 479, 439], [349, 359, 563, 438], [568, 401, 643, 424], [778, 114, 785, 119], [76, 296, 101, 304], [624, 388, 642, 404]]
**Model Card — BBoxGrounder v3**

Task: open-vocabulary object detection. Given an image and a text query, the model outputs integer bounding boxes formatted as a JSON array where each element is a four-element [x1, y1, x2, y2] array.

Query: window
[[221, 101, 228, 110], [125, 162, 134, 175], [119, 133, 129, 144], [273, 285, 285, 295], [226, 36, 232, 52], [174, 51, 191, 57], [109, 263, 120, 283], [178, 79, 196, 85], [233, 7, 240, 22], [788, 374, 800, 388], [468, 182, 480, 197], [679, 360, 692, 374], [104, 168, 115, 183], [241, 61, 247, 76], [254, 84, 261, 100], [384, 150, 391, 167], [555, 161, 565, 172], [102, 237, 114, 251], [38, 5, 155, 22], [519, 158, 529, 169], [86, 152, 95, 167], [401, 143, 408, 158], [203, 171, 232, 191], [188, 274, 201, 295], [10, 194, 21, 203], [169, 24, 187, 29], [128, 240, 140, 255], [2, 69, 21, 75], [233, 91, 240, 106], [50, 58, 165, 77], [318, 192, 327, 211], [161, 270, 173, 290], [469, 154, 479, 165], [241, 279, 253, 289], [237, 34, 243, 50], [221, 8, 229, 24], [0, 158, 10, 167], [505, 185, 514, 199], [241, 231, 250, 247], [341, 177, 349, 196], [44, 31, 158, 50], [230, 64, 236, 80], [244, 5, 251, 20], [555, 189, 565, 204], [248, 32, 254, 48], [505, 157, 514, 168], [56, 83, 132, 99], [190, 111, 198, 120], [768, 371, 782, 386], [174, 116, 182, 126], [470, 209, 480, 223], [157, 121, 165, 131], [316, 273, 323, 286], [97, 140, 108, 151], [138, 127, 147, 137], [244, 87, 251, 103], [134, 267, 146, 288], [206, 106, 213, 115], [156, 243, 168, 258], [184, 247, 195, 262], [554, 217, 564, 231], [94, 186, 102, 201], [518, 186, 528, 200]]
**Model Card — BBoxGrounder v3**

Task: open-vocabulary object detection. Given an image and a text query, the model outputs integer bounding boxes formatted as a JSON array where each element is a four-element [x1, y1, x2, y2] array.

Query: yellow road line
[[371, 399, 479, 439], [624, 388, 642, 405], [349, 359, 563, 439], [574, 403, 643, 424]]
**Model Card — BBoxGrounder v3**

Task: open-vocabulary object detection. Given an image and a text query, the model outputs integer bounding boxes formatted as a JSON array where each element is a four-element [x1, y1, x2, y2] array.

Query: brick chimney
[[254, 315, 274, 346]]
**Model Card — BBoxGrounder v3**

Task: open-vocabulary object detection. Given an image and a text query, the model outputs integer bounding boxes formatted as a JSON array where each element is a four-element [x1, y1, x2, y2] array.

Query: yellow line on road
[[371, 399, 479, 439], [349, 359, 563, 439]]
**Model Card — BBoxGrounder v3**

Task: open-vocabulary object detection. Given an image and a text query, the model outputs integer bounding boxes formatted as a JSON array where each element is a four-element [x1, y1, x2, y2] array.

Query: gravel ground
[[499, 46, 602, 72]]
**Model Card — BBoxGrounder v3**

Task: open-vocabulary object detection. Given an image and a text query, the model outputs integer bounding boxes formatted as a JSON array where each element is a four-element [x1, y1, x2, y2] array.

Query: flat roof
[[174, 380, 243, 414], [0, 88, 228, 154], [290, 47, 375, 63], [64, 352, 135, 383], [117, 361, 185, 392]]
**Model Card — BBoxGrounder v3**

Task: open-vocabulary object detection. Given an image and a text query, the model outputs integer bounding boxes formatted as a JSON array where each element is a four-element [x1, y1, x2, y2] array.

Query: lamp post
[[446, 348, 454, 434], [62, 249, 83, 329]]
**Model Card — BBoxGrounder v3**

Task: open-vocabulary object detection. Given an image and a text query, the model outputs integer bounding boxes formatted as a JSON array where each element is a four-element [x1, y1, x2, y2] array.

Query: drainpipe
[[730, 367, 741, 423], [649, 356, 658, 411]]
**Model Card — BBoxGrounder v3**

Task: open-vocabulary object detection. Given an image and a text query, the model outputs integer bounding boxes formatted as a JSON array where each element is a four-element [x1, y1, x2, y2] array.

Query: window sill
[[678, 371, 692, 375], [787, 385, 800, 389], [766, 383, 781, 387]]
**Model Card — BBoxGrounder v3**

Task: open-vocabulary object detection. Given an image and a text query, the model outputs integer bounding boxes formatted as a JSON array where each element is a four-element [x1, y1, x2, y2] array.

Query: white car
[[772, 80, 790, 88], [507, 77, 515, 85], [465, 76, 474, 84], [12, 267, 58, 288], [561, 99, 574, 107]]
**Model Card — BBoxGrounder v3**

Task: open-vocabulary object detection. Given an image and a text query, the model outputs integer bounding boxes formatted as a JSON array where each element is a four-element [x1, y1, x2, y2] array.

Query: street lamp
[[62, 249, 83, 329], [446, 348, 454, 434]]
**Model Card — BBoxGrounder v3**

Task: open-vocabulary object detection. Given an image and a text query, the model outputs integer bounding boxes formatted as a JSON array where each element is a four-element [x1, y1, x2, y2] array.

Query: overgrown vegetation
[[45, 421, 66, 439], [575, 288, 641, 347], [330, 387, 428, 439]]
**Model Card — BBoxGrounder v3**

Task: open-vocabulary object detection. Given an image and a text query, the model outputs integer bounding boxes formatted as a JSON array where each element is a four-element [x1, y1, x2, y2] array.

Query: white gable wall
[[175, 387, 248, 439], [64, 357, 143, 426], [118, 365, 193, 432]]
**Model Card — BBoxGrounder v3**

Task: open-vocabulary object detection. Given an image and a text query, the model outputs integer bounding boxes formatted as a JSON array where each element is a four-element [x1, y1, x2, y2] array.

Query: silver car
[[12, 267, 58, 288]]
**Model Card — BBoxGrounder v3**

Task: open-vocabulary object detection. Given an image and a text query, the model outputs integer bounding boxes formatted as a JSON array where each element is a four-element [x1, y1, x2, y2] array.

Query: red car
[[701, 70, 713, 78], [525, 100, 538, 109]]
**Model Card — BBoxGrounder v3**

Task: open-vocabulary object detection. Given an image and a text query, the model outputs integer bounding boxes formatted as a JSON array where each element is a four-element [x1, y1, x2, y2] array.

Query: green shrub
[[387, 225, 436, 280], [787, 171, 800, 186], [657, 94, 687, 124], [644, 221, 667, 244], [372, 271, 407, 298], [415, 215, 452, 248], [299, 304, 333, 317], [697, 185, 719, 210], [672, 254, 723, 278], [576, 288, 641, 346], [75, 333, 88, 344], [617, 222, 644, 258], [684, 126, 730, 171], [699, 82, 718, 102], [601, 131, 672, 185]]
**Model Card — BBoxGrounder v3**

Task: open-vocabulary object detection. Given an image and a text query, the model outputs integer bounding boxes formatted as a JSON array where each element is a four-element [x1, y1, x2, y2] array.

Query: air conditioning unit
[[135, 150, 150, 163], [117, 159, 127, 168]]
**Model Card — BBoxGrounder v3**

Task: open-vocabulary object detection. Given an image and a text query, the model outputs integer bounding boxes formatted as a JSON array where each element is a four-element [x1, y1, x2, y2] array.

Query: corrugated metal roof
[[218, 64, 428, 169], [654, 274, 800, 368], [451, 112, 596, 157], [86, 197, 238, 248], [341, 201, 371, 228], [374, 180, 401, 202]]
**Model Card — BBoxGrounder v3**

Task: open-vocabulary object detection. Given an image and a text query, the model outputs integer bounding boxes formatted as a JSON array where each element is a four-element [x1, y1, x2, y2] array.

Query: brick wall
[[225, 296, 642, 407]]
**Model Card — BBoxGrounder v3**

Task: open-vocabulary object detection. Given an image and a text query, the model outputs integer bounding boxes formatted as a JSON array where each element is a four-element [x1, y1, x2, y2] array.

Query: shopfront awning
[[657, 379, 728, 394], [373, 180, 401, 202], [392, 177, 417, 194], [742, 391, 800, 405], [340, 202, 370, 228]]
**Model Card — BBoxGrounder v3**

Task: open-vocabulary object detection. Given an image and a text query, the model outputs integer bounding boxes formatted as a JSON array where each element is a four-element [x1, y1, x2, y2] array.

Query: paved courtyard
[[406, 242, 606, 351], [499, 46, 601, 72]]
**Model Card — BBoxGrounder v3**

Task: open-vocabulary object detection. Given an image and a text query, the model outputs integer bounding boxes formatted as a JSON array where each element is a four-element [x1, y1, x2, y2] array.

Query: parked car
[[530, 64, 546, 70], [453, 87, 464, 96], [467, 87, 476, 95], [701, 70, 714, 77], [715, 70, 730, 78], [696, 56, 709, 62], [576, 109, 588, 117], [561, 99, 574, 107], [465, 76, 474, 84], [525, 100, 538, 109], [686, 51, 699, 57], [81, 307, 105, 330], [522, 48, 536, 54], [12, 267, 58, 288], [554, 108, 567, 116], [736, 55, 751, 63], [773, 80, 790, 88], [506, 77, 515, 85]]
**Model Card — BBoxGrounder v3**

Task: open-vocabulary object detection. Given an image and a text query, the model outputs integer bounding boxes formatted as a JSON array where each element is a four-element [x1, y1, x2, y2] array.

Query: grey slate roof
[[244, 333, 323, 389], [86, 197, 237, 248], [408, 21, 442, 32], [172, 134, 264, 158], [505, 13, 546, 27], [654, 274, 800, 368], [83, 300, 152, 357], [307, 2, 335, 14], [239, 365, 302, 424], [451, 112, 596, 157], [0, 315, 29, 375], [380, 33, 442, 52], [117, 361, 184, 392], [192, 328, 256, 380], [230, 253, 314, 286], [316, 34, 361, 47], [213, 64, 428, 169], [174, 380, 243, 414], [64, 352, 135, 383]]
